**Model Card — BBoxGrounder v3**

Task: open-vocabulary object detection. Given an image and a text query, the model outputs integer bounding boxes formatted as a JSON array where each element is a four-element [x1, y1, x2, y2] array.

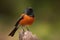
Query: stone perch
[[19, 30, 39, 40]]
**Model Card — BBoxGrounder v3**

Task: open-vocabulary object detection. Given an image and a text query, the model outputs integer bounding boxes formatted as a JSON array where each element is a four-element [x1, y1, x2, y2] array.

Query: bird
[[8, 7, 35, 37]]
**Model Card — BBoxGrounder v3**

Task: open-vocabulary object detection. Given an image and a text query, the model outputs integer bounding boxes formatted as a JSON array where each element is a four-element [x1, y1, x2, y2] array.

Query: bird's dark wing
[[15, 15, 24, 27], [8, 15, 24, 37]]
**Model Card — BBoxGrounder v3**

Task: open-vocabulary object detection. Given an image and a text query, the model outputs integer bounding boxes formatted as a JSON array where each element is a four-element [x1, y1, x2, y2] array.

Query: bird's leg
[[21, 26, 25, 34], [26, 26, 30, 31]]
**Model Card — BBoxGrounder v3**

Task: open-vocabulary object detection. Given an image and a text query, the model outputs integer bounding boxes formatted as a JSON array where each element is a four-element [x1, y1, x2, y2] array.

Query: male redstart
[[8, 7, 34, 37]]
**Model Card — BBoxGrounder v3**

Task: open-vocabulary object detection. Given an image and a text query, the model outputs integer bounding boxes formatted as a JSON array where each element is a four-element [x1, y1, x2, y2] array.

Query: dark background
[[0, 0, 60, 40]]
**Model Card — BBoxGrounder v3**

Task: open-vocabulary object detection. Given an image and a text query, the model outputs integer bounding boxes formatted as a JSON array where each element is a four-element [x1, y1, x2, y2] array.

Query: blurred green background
[[0, 0, 60, 40]]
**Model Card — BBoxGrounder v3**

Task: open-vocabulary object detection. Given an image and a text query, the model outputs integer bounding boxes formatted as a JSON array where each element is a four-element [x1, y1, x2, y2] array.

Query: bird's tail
[[8, 27, 18, 37]]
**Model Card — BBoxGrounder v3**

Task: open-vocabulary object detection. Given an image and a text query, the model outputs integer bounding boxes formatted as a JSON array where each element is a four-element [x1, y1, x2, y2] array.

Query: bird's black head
[[24, 7, 34, 17]]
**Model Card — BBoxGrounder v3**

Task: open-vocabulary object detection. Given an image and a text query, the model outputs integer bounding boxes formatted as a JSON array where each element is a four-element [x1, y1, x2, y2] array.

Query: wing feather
[[15, 14, 24, 27]]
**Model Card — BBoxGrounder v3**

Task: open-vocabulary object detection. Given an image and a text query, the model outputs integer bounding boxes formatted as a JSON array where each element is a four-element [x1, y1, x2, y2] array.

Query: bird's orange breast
[[19, 14, 34, 25]]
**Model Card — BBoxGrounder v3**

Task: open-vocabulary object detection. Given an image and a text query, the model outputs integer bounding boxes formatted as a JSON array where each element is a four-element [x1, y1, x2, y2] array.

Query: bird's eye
[[29, 9, 32, 10]]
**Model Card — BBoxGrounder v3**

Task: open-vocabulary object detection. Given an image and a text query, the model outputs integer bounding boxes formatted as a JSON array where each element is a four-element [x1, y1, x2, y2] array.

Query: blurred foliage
[[0, 0, 60, 40]]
